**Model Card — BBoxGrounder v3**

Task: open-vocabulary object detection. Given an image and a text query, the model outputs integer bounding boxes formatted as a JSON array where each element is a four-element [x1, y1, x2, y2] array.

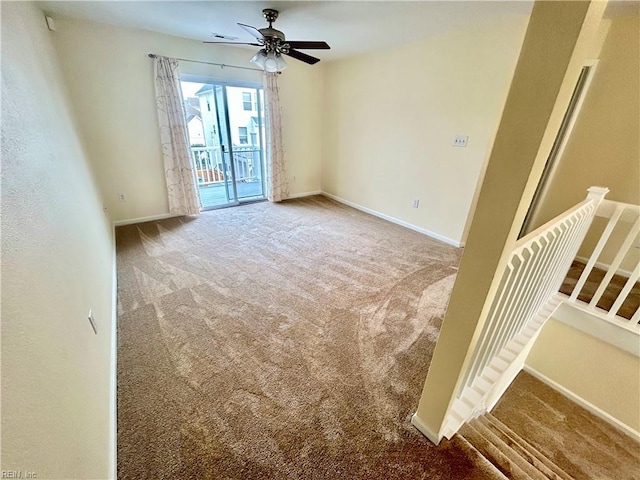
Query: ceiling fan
[[204, 8, 330, 72]]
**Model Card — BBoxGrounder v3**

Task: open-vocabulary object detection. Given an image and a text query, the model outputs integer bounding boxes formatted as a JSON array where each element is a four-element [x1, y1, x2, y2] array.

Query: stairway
[[455, 372, 640, 480], [458, 413, 572, 480]]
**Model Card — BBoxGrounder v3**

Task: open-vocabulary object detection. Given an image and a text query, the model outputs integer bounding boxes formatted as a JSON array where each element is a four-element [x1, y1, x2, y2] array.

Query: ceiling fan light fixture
[[249, 49, 267, 68], [266, 51, 287, 73], [250, 49, 287, 72]]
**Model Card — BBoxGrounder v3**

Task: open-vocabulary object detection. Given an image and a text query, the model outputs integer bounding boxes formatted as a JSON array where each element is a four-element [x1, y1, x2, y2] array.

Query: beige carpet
[[116, 196, 507, 479], [487, 372, 640, 479]]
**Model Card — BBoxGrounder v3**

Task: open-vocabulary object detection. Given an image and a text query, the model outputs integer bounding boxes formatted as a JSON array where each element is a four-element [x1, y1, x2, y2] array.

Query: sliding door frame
[[181, 74, 266, 210]]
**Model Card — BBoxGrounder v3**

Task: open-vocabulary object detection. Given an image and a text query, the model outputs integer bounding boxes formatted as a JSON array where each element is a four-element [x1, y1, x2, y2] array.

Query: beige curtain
[[263, 72, 289, 202], [154, 56, 200, 216]]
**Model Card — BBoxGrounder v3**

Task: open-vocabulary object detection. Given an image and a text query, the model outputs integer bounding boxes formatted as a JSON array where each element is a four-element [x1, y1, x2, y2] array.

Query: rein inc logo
[[1, 471, 37, 478]]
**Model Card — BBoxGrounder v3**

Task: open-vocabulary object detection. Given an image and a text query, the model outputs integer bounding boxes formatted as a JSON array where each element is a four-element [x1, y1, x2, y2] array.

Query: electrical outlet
[[412, 199, 420, 208], [87, 309, 98, 335], [118, 193, 126, 202], [452, 135, 469, 147]]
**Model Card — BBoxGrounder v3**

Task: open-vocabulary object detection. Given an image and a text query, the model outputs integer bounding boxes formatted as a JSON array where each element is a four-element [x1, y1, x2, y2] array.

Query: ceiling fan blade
[[203, 41, 261, 46], [285, 49, 321, 65], [286, 41, 330, 50], [238, 23, 264, 42]]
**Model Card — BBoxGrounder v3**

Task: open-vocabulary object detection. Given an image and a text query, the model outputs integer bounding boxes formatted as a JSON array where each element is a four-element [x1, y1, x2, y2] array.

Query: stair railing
[[563, 199, 640, 329], [441, 187, 608, 439]]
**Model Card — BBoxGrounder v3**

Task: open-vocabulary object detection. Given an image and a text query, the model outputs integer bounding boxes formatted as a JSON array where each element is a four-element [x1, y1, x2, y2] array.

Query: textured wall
[[526, 11, 640, 273], [1, 3, 115, 478], [526, 319, 640, 432], [527, 12, 640, 230], [321, 15, 529, 245]]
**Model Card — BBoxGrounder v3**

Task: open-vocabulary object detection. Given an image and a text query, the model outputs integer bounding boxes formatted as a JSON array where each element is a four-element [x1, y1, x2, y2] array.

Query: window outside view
[[181, 81, 266, 208]]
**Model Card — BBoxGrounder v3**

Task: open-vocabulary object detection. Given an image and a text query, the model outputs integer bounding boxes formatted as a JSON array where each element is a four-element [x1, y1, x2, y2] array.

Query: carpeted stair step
[[460, 413, 576, 480], [481, 414, 573, 480], [459, 421, 540, 480], [449, 434, 510, 480]]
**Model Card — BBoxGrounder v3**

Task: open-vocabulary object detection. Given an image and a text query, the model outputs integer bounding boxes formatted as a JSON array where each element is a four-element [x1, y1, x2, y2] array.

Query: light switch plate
[[453, 135, 469, 147]]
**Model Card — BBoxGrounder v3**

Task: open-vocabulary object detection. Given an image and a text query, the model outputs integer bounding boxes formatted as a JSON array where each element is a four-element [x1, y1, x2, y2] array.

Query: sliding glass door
[[181, 79, 265, 209]]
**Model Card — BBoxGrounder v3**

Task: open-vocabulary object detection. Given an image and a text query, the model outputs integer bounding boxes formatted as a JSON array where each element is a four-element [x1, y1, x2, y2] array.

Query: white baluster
[[589, 217, 640, 310], [608, 263, 640, 319], [570, 204, 625, 301]]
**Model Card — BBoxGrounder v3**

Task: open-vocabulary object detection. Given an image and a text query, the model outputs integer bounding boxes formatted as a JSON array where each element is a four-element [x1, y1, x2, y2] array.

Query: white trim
[[574, 255, 633, 279], [486, 325, 544, 412], [321, 192, 463, 248], [286, 190, 322, 199], [411, 413, 443, 445], [554, 301, 640, 356], [113, 194, 325, 225], [109, 226, 118, 479], [523, 365, 640, 443], [113, 213, 175, 227]]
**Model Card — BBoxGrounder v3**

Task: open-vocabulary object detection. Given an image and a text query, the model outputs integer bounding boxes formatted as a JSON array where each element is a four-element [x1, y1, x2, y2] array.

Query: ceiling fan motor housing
[[259, 27, 286, 42], [259, 9, 290, 53]]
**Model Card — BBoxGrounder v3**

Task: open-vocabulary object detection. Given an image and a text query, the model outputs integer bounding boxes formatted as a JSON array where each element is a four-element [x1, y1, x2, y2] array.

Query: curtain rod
[[148, 53, 262, 72]]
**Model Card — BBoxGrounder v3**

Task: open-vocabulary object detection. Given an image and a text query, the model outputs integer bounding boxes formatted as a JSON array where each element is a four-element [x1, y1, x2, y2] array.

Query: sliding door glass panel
[[180, 80, 265, 209], [180, 80, 236, 209], [214, 85, 239, 206], [225, 86, 265, 201]]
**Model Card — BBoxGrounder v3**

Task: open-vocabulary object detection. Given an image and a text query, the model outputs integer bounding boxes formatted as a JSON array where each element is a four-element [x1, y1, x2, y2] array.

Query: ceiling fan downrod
[[262, 8, 279, 28]]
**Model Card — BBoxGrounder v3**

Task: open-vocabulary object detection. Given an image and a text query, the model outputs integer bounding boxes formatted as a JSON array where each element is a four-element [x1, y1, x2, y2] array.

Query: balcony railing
[[191, 146, 262, 186]]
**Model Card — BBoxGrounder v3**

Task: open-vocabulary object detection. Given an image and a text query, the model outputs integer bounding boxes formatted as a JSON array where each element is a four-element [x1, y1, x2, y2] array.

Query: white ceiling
[[36, 1, 535, 61]]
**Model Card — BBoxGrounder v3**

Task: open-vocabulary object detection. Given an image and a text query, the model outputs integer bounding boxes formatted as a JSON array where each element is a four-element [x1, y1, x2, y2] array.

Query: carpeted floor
[[116, 196, 506, 479], [490, 372, 640, 480]]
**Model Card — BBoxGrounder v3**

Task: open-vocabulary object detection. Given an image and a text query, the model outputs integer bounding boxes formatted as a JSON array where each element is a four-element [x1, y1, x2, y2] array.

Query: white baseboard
[[112, 193, 323, 224], [523, 365, 640, 443], [321, 191, 462, 248], [109, 227, 118, 479], [411, 413, 443, 445], [113, 213, 175, 227], [286, 190, 322, 199]]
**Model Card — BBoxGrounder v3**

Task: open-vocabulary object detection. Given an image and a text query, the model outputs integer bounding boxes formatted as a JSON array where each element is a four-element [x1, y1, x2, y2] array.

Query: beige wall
[[1, 3, 115, 478], [527, 11, 639, 229], [279, 60, 324, 195], [526, 319, 640, 432], [321, 16, 529, 245], [415, 0, 608, 441], [541, 11, 639, 271], [523, 12, 640, 436], [49, 15, 324, 223]]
